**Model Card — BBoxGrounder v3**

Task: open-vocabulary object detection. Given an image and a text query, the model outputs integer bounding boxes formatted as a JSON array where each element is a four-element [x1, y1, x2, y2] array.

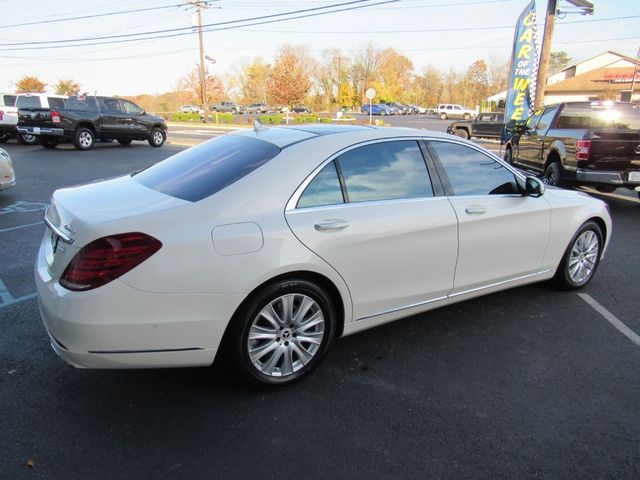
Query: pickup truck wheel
[[0, 133, 8, 143], [454, 128, 469, 139], [440, 113, 448, 120], [73, 128, 95, 150], [118, 139, 132, 146], [463, 113, 471, 120], [148, 127, 165, 147], [543, 161, 564, 187], [19, 133, 39, 145], [40, 137, 59, 149]]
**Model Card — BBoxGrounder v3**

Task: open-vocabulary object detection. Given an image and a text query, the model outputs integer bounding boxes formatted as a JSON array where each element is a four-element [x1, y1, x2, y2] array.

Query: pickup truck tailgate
[[588, 129, 640, 171], [18, 108, 54, 128]]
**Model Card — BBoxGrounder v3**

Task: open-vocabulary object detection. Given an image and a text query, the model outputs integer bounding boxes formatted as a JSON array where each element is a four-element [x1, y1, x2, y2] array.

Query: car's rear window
[[48, 97, 66, 109], [556, 104, 640, 130], [134, 134, 281, 202], [16, 96, 42, 108], [2, 95, 16, 106]]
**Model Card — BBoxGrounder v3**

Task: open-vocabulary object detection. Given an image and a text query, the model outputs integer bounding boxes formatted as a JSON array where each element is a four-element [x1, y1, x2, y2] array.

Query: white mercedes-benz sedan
[[0, 147, 16, 191], [36, 125, 612, 387]]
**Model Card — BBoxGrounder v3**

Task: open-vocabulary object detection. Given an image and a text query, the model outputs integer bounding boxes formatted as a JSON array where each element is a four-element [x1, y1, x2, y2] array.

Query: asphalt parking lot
[[1, 123, 639, 479]]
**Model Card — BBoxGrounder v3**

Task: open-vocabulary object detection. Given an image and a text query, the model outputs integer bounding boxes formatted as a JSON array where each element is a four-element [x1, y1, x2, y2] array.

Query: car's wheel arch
[[76, 121, 96, 134], [215, 269, 349, 365]]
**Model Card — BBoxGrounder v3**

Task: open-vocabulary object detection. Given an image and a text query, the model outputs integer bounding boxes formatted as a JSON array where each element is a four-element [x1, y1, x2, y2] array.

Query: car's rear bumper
[[35, 234, 242, 369], [0, 178, 16, 190], [17, 126, 64, 136], [576, 168, 640, 187]]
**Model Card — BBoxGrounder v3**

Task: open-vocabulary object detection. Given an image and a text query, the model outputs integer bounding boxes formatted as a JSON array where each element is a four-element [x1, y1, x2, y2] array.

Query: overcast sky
[[0, 0, 638, 96]]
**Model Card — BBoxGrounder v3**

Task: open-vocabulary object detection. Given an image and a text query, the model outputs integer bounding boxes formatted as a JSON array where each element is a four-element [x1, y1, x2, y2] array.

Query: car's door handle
[[465, 205, 487, 215], [314, 220, 349, 232]]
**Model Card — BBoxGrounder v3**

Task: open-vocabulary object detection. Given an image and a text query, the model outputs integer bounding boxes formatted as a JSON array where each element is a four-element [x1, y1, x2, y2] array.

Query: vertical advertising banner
[[502, 0, 539, 142]]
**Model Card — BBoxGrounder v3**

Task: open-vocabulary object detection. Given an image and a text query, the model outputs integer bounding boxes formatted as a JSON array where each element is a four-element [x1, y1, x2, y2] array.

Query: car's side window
[[535, 106, 558, 133], [121, 100, 143, 116], [336, 140, 433, 203], [297, 162, 344, 208], [525, 108, 544, 130], [430, 141, 520, 196]]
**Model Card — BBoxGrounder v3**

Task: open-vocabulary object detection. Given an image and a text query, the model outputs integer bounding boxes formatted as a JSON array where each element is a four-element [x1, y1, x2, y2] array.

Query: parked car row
[[178, 103, 315, 116]]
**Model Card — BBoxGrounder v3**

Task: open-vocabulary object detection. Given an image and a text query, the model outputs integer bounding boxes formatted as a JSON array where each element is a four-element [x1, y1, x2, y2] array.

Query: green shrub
[[215, 113, 234, 124], [293, 115, 317, 124], [259, 114, 283, 125], [170, 112, 201, 122], [319, 117, 332, 123]]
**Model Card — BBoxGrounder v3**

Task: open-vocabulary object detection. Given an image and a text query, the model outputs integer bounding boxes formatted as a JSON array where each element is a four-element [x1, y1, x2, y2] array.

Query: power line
[[0, 0, 398, 51], [0, 2, 192, 29], [0, 0, 380, 47]]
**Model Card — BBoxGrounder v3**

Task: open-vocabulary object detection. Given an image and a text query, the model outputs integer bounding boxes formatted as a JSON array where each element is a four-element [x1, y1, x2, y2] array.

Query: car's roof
[[234, 124, 454, 148]]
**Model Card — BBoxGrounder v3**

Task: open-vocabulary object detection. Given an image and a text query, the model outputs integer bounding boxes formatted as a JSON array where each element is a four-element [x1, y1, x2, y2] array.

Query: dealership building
[[489, 50, 640, 105]]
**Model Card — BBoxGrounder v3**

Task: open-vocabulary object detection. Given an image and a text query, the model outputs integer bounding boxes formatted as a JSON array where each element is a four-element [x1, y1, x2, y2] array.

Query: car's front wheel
[[454, 128, 469, 139], [440, 113, 448, 120], [553, 221, 603, 289], [504, 146, 514, 165], [148, 127, 165, 147], [228, 278, 337, 388]]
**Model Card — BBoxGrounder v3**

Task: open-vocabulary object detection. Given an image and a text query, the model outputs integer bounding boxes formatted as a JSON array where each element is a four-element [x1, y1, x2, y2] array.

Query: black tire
[[504, 146, 514, 165], [543, 161, 564, 187], [40, 137, 59, 149], [595, 185, 616, 193], [0, 133, 9, 143], [18, 133, 39, 146], [73, 127, 95, 150], [380, 110, 386, 116], [148, 127, 165, 147], [440, 113, 448, 120], [454, 128, 469, 139], [118, 139, 133, 146], [227, 278, 337, 388], [552, 220, 603, 290], [463, 113, 471, 120]]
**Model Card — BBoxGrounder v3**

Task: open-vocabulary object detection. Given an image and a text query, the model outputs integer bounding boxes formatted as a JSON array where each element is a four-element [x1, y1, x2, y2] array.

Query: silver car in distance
[[36, 125, 612, 387]]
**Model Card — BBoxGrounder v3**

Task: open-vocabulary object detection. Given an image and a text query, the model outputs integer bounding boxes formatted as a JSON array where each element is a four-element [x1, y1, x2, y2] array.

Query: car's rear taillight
[[60, 232, 162, 291], [576, 140, 591, 161], [51, 111, 61, 123]]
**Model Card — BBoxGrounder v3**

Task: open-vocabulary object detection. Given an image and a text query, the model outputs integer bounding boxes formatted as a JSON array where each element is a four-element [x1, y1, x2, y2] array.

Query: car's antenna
[[253, 118, 267, 132]]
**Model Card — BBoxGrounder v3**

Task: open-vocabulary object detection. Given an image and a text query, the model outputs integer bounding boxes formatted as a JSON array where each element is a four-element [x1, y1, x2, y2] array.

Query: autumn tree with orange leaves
[[267, 49, 312, 109], [15, 76, 46, 93]]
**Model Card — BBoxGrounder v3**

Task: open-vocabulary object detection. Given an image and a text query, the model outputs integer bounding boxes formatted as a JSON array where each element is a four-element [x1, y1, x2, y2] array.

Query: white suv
[[0, 93, 18, 143], [436, 104, 478, 120]]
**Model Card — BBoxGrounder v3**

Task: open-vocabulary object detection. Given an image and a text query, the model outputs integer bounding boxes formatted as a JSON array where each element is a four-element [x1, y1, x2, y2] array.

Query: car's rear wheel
[[543, 161, 564, 187], [0, 133, 9, 143], [73, 127, 95, 150], [440, 113, 447, 120], [118, 139, 132, 146], [19, 133, 39, 145], [228, 278, 336, 388], [553, 221, 603, 289], [40, 137, 59, 149], [463, 113, 471, 120], [454, 128, 469, 139], [380, 110, 386, 116], [148, 127, 165, 147]]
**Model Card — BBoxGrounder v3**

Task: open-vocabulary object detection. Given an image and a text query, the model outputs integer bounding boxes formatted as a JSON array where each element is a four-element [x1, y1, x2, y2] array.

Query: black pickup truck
[[446, 112, 504, 139], [17, 95, 167, 150], [504, 101, 640, 196]]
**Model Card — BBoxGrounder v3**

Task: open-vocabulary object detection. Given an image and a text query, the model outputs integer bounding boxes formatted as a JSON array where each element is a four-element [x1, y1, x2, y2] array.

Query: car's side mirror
[[524, 176, 545, 197], [139, 109, 145, 115]]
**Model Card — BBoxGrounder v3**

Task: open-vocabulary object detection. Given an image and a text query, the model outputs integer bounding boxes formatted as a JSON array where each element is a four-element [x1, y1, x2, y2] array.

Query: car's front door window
[[429, 141, 520, 196], [336, 140, 434, 202]]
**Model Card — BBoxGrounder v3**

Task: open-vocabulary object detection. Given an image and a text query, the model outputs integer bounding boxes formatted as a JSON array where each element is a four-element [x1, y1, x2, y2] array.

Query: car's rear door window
[[430, 141, 520, 196], [47, 97, 66, 109], [134, 134, 281, 202], [2, 95, 16, 106], [297, 162, 344, 208], [336, 140, 434, 202]]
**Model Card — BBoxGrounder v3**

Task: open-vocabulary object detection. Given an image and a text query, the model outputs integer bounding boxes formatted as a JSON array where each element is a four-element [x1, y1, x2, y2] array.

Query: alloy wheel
[[568, 230, 599, 284], [247, 293, 325, 377], [79, 131, 93, 148]]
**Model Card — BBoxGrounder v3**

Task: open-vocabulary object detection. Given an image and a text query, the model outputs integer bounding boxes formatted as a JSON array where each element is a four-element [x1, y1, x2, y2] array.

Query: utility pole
[[534, 0, 557, 109], [191, 1, 209, 122], [535, 0, 594, 109]]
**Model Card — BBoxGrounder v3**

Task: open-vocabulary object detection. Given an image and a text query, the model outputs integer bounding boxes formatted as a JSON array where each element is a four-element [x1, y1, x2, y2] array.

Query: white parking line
[[0, 221, 43, 233], [578, 293, 640, 346], [0, 278, 37, 310]]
